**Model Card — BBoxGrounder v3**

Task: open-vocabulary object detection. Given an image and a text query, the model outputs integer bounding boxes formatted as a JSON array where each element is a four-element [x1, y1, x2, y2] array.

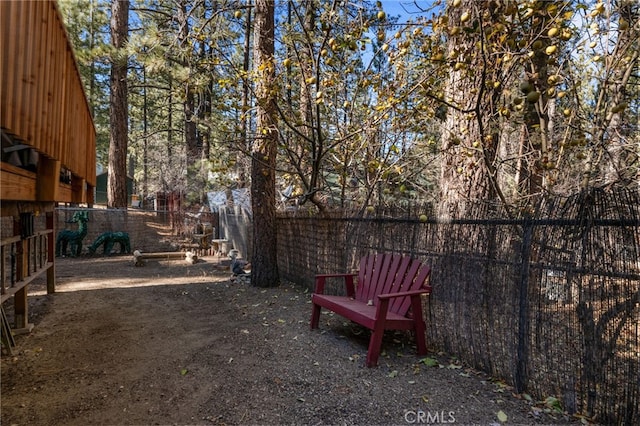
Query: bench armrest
[[314, 273, 358, 298], [377, 286, 432, 300], [374, 286, 432, 325]]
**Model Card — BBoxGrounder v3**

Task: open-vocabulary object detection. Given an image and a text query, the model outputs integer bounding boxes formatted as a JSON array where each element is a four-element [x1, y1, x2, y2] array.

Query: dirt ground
[[1, 255, 580, 425]]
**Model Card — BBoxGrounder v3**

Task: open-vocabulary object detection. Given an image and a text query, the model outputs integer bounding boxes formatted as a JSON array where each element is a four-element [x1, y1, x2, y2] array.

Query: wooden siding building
[[1, 0, 96, 347]]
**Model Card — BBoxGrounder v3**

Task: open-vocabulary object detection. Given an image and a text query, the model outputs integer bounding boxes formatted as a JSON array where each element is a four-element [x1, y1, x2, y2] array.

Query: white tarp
[[207, 189, 251, 214], [232, 188, 251, 214], [207, 191, 227, 212]]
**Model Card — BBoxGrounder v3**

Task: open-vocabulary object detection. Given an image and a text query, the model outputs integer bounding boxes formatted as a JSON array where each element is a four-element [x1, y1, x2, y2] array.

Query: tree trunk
[[250, 0, 279, 288], [107, 0, 129, 208], [177, 1, 199, 162], [438, 0, 500, 220], [299, 0, 314, 142], [297, 1, 326, 211], [237, 1, 252, 189], [88, 0, 96, 117], [142, 65, 148, 204], [184, 90, 198, 160], [517, 12, 554, 202], [593, 3, 639, 189], [168, 78, 174, 185]]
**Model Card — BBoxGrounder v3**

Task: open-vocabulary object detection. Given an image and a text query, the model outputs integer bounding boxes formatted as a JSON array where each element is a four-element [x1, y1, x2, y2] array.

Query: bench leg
[[411, 296, 427, 355], [366, 330, 384, 367], [414, 320, 427, 355], [367, 299, 393, 367], [310, 303, 321, 329], [366, 328, 385, 367]]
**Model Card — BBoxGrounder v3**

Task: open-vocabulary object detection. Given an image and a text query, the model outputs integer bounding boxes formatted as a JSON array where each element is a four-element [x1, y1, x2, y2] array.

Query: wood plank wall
[[0, 0, 96, 198]]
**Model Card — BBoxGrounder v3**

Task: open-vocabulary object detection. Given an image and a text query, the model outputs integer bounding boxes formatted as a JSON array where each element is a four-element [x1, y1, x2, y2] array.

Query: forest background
[[57, 0, 638, 285]]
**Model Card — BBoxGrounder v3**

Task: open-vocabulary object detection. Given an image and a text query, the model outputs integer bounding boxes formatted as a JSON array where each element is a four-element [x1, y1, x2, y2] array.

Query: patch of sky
[[380, 0, 443, 24]]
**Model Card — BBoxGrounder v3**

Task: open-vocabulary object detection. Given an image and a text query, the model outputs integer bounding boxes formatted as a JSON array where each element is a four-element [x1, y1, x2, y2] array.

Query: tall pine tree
[[250, 0, 279, 287], [107, 0, 129, 208]]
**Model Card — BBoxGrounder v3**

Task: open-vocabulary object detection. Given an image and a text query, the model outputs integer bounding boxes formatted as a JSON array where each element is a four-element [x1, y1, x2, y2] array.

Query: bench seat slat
[[311, 294, 416, 330]]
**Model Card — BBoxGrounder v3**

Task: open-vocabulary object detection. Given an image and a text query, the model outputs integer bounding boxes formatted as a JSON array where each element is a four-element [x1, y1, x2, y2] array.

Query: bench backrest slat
[[354, 253, 430, 316], [380, 254, 403, 296], [368, 253, 387, 300], [356, 255, 372, 301], [357, 253, 392, 302], [392, 262, 431, 313]]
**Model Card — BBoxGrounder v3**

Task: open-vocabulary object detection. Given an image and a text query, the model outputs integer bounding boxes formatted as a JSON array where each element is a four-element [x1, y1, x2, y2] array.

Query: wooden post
[[46, 210, 55, 294], [71, 176, 85, 204], [515, 220, 533, 394], [0, 244, 6, 296], [12, 238, 32, 332], [86, 184, 95, 205], [36, 156, 61, 201], [13, 287, 30, 332]]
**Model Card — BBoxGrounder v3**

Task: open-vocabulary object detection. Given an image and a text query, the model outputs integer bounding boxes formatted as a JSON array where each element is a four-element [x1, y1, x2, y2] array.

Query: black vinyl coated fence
[[276, 188, 640, 425]]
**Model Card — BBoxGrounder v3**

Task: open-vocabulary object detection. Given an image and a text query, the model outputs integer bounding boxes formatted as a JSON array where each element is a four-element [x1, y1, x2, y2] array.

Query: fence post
[[46, 211, 55, 294], [515, 219, 533, 393]]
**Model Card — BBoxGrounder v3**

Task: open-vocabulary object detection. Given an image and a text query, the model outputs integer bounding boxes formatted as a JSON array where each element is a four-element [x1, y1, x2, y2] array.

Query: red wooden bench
[[310, 253, 432, 367]]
